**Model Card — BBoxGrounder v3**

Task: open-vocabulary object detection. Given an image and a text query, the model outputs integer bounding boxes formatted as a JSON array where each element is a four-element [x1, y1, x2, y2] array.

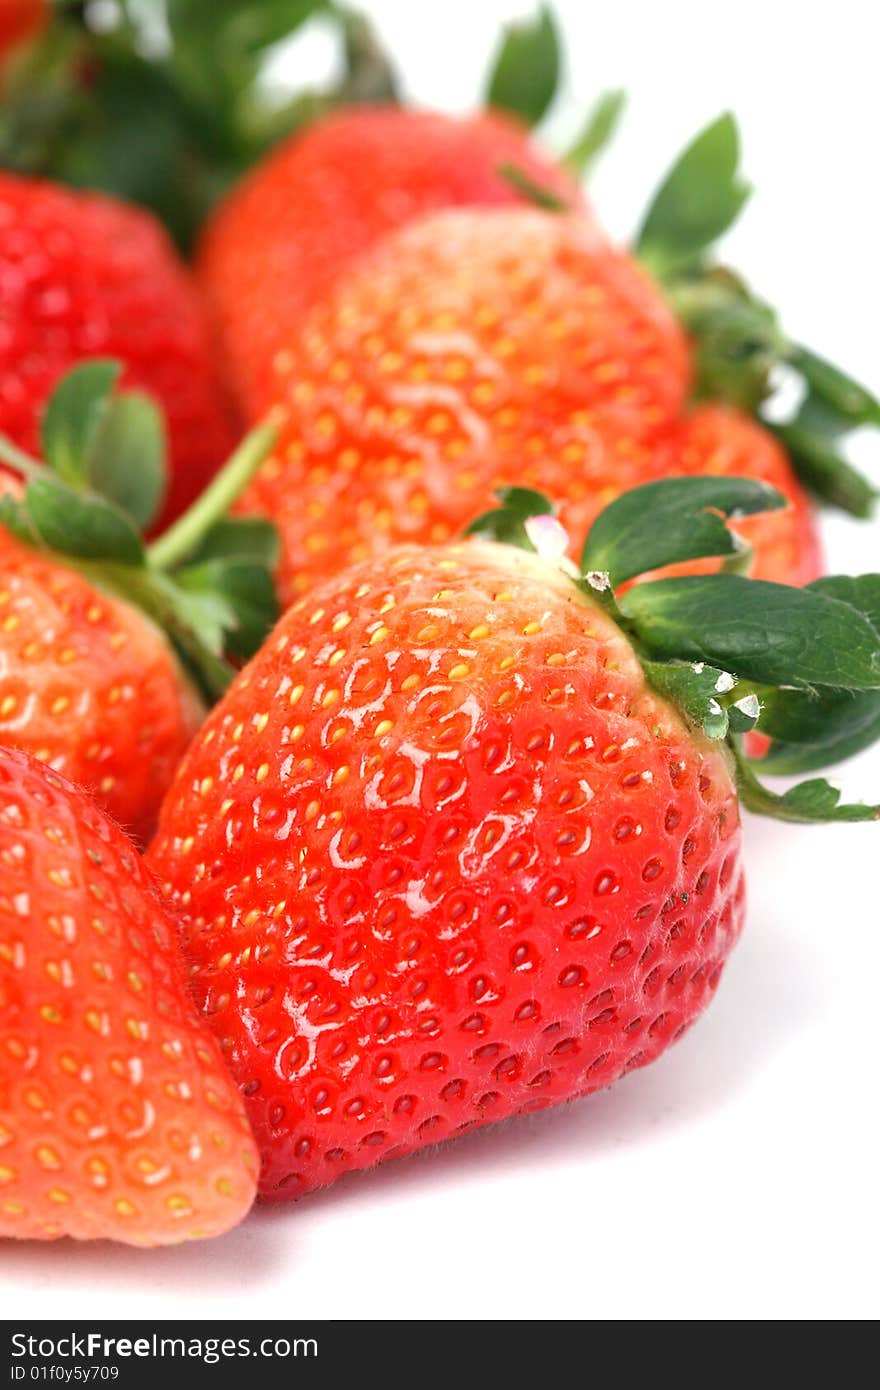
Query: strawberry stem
[[147, 420, 278, 573], [497, 162, 569, 212], [0, 364, 281, 708], [731, 742, 880, 823], [0, 433, 42, 481]]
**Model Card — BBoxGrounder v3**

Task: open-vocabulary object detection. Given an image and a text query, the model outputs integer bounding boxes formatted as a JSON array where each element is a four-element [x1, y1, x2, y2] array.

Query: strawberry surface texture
[[0, 747, 258, 1244], [0, 528, 204, 845], [0, 172, 237, 530], [148, 540, 745, 1198], [235, 207, 819, 600], [198, 106, 586, 416]]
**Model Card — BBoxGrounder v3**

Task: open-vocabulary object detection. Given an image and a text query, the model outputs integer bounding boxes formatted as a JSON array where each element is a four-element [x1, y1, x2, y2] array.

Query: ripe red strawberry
[[197, 107, 587, 416], [0, 746, 258, 1244], [147, 480, 880, 1198], [0, 528, 203, 844], [236, 207, 816, 602], [209, 113, 875, 595], [0, 172, 238, 531], [0, 363, 279, 843]]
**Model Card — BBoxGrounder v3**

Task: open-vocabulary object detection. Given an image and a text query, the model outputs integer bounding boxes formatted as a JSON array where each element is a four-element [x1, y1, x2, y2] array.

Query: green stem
[[74, 559, 234, 703], [497, 162, 569, 213], [147, 421, 277, 572], [0, 433, 43, 481], [730, 740, 880, 823]]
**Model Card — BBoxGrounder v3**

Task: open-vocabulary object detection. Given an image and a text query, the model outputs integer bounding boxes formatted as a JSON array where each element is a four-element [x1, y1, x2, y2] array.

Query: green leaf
[[25, 475, 145, 566], [636, 113, 751, 278], [466, 486, 555, 550], [771, 396, 876, 519], [580, 475, 786, 586], [338, 8, 400, 104], [622, 575, 880, 691], [40, 360, 121, 487], [642, 659, 737, 740], [733, 750, 879, 824], [775, 779, 879, 821], [808, 574, 880, 635], [497, 162, 568, 212], [0, 491, 38, 547], [162, 581, 235, 659], [750, 574, 880, 773], [87, 391, 167, 530], [755, 692, 880, 775], [189, 516, 281, 568], [563, 89, 626, 177], [667, 269, 783, 412], [170, 0, 329, 61], [637, 127, 877, 518], [128, 570, 236, 700], [727, 695, 762, 733], [0, 0, 391, 253], [485, 5, 560, 128], [177, 560, 279, 659], [793, 347, 880, 428]]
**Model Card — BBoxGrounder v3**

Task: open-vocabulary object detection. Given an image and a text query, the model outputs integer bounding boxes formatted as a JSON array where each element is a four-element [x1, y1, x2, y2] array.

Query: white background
[[3, 0, 879, 1321]]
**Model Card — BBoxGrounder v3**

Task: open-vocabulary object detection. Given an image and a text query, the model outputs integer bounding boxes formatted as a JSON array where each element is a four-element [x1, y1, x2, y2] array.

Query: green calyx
[[468, 478, 880, 824], [635, 113, 878, 518], [3, 1, 621, 251], [485, 2, 625, 179], [0, 360, 279, 701], [0, 1, 399, 252], [486, 5, 560, 129], [494, 93, 876, 521]]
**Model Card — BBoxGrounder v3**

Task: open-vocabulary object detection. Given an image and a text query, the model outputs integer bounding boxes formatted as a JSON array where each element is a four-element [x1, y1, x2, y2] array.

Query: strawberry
[[0, 3, 402, 251], [207, 112, 876, 598], [0, 172, 238, 531], [197, 107, 587, 416], [235, 206, 815, 603], [146, 479, 880, 1199], [0, 746, 258, 1244], [0, 362, 279, 843], [0, 532, 203, 845]]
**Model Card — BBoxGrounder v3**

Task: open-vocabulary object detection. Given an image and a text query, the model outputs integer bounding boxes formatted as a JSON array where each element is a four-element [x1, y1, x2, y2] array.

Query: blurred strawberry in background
[[198, 106, 587, 415], [0, 173, 237, 529]]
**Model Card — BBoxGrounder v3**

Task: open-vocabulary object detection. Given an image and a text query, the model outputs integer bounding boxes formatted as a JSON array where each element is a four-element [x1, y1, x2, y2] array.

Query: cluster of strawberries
[[1, 4, 878, 1247]]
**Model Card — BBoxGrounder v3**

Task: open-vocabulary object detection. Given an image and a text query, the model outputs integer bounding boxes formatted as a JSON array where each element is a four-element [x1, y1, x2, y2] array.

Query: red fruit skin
[[0, 0, 45, 62], [236, 205, 818, 598], [0, 527, 204, 844], [239, 207, 696, 604], [197, 107, 588, 416], [148, 541, 745, 1200], [0, 173, 238, 530], [0, 747, 258, 1245]]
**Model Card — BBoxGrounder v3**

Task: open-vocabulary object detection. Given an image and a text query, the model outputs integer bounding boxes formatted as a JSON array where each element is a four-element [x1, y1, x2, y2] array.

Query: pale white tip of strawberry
[[714, 670, 736, 693]]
